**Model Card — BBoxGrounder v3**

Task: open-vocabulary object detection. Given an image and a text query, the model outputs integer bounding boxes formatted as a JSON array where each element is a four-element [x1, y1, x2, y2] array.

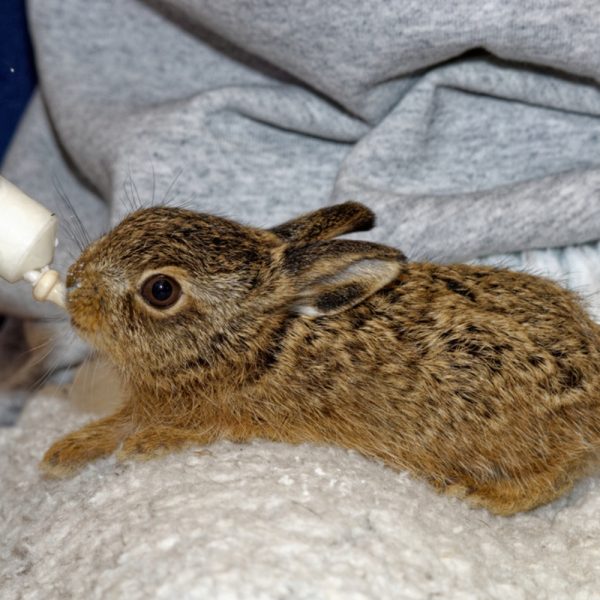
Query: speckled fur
[[40, 202, 600, 515]]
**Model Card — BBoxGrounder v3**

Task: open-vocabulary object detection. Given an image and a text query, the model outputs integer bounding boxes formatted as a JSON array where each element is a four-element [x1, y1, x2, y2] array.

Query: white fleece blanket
[[1, 391, 600, 600]]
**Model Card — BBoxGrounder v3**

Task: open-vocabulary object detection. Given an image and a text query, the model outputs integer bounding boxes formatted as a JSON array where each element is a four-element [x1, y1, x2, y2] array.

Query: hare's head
[[66, 202, 405, 382]]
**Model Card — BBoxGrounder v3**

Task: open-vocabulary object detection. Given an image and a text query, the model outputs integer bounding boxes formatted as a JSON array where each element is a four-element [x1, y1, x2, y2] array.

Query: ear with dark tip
[[283, 239, 406, 317], [270, 202, 375, 243]]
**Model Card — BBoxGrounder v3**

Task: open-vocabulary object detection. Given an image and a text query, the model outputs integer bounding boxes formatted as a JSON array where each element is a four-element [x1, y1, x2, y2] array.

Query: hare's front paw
[[40, 433, 109, 478], [39, 410, 131, 478], [117, 426, 216, 462]]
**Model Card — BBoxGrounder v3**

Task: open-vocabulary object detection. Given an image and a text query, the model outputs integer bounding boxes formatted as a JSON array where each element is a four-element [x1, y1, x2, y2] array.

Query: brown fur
[[40, 202, 600, 515]]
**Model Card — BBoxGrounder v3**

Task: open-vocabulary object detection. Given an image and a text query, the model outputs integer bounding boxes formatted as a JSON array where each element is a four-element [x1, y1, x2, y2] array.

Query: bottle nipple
[[23, 268, 67, 309]]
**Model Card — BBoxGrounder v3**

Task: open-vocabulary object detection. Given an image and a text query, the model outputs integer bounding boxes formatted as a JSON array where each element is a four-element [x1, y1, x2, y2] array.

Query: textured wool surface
[[2, 392, 600, 600]]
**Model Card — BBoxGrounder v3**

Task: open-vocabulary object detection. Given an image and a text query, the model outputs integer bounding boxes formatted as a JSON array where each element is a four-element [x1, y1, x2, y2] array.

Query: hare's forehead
[[87, 229, 252, 274], [83, 211, 268, 269], [111, 213, 245, 243]]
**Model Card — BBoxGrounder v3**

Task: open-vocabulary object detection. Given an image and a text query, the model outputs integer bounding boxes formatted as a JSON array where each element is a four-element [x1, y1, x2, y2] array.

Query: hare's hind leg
[[117, 425, 219, 461], [40, 405, 133, 478]]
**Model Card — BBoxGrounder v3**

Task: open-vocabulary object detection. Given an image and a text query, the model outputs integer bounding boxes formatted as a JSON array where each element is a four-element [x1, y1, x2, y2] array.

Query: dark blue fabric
[[0, 0, 36, 164]]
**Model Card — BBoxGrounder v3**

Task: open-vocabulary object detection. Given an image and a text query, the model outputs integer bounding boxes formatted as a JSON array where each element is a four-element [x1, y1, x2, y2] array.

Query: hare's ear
[[271, 202, 374, 243], [283, 239, 405, 317]]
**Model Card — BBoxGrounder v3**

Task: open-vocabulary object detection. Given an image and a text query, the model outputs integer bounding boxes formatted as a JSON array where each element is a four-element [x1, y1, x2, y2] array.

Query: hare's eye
[[140, 274, 182, 309]]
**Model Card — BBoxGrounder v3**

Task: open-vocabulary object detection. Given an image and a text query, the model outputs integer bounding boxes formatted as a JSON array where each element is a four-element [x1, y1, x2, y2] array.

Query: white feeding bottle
[[0, 175, 66, 309]]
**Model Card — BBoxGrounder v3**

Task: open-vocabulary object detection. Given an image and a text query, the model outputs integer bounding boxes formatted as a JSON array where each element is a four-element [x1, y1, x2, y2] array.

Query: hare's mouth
[[68, 315, 112, 360], [67, 297, 104, 338]]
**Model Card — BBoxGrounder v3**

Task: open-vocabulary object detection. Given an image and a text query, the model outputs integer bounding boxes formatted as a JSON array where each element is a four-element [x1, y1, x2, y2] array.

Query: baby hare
[[41, 201, 600, 515]]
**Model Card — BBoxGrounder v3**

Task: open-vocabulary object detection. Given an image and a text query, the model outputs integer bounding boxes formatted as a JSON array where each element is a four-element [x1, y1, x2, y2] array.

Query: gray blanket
[[2, 0, 600, 393]]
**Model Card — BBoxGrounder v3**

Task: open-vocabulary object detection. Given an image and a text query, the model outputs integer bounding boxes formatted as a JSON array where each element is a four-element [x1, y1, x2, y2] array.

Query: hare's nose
[[66, 279, 80, 292], [66, 262, 86, 291]]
